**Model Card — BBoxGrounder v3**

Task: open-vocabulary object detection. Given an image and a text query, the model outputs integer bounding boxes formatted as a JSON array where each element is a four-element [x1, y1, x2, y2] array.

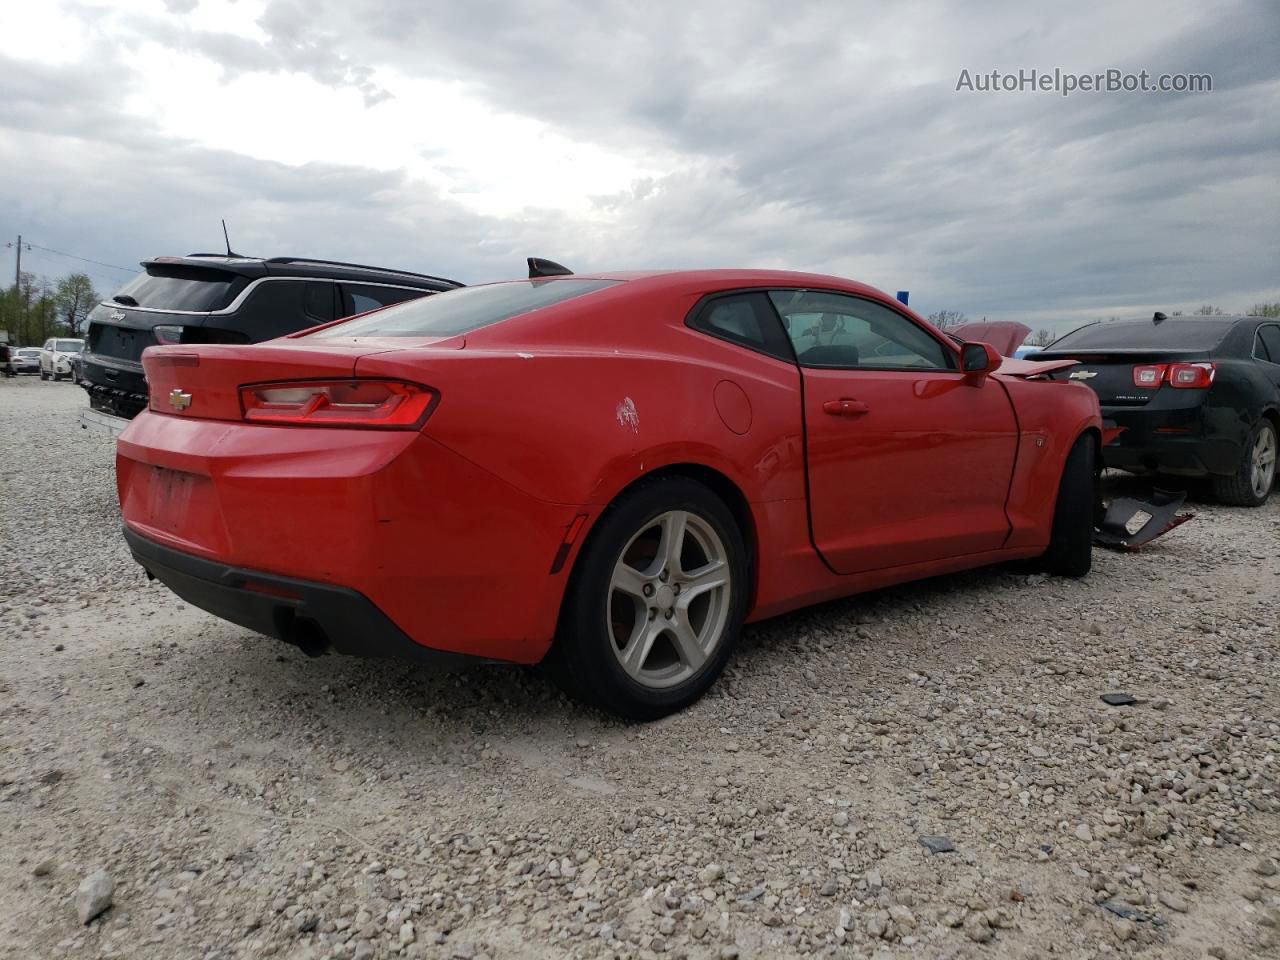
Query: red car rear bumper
[[117, 411, 589, 664]]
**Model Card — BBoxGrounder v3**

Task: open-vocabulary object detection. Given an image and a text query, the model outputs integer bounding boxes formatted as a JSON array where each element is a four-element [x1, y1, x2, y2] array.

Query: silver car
[[13, 348, 41, 374]]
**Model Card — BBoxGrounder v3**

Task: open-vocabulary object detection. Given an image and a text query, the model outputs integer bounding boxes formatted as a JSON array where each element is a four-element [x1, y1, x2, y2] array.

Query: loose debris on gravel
[[2, 377, 1278, 959]]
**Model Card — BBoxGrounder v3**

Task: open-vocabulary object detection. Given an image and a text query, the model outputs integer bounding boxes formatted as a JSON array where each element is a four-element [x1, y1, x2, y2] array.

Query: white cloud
[[0, 0, 1277, 328]]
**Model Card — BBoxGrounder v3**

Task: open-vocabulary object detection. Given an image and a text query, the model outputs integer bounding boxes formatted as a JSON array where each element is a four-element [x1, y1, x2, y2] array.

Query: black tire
[[1041, 435, 1094, 577], [547, 476, 748, 721], [1212, 419, 1277, 507], [40, 368, 49, 381]]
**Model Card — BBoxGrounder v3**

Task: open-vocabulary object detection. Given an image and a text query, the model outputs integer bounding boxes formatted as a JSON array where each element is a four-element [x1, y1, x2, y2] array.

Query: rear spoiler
[[996, 357, 1080, 379]]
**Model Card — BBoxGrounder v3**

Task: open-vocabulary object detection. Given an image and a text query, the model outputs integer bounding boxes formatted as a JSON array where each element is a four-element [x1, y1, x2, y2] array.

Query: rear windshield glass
[[311, 278, 619, 339], [111, 266, 249, 312], [1049, 318, 1236, 351]]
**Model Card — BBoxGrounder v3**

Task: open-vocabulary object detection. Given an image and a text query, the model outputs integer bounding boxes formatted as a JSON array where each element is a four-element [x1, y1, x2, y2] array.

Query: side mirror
[[961, 342, 1003, 376]]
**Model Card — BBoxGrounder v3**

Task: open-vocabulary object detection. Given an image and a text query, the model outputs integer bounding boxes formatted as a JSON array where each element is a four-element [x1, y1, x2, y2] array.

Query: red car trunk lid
[[141, 338, 460, 422]]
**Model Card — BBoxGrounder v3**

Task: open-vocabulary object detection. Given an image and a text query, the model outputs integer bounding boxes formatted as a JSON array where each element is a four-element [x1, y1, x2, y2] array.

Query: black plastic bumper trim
[[123, 527, 482, 668]]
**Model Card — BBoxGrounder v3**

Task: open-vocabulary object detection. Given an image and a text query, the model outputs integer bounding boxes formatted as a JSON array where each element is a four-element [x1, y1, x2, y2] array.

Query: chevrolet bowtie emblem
[[1069, 370, 1098, 380], [168, 388, 192, 410]]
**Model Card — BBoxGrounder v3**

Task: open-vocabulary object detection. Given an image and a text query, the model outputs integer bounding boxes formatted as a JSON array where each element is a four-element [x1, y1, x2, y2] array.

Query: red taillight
[[1132, 364, 1167, 388], [239, 379, 437, 429], [1166, 362, 1215, 389], [1131, 362, 1216, 390]]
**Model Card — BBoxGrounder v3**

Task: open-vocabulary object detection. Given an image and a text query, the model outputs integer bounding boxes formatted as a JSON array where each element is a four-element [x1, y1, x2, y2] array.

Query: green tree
[[12, 271, 40, 345], [55, 273, 99, 336], [0, 284, 19, 342], [0, 271, 93, 345], [29, 276, 59, 344], [1195, 305, 1224, 316], [1249, 302, 1280, 318]]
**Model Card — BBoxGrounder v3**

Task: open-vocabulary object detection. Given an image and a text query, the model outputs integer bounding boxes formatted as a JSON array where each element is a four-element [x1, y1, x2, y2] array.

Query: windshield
[[311, 278, 619, 339], [55, 340, 83, 352]]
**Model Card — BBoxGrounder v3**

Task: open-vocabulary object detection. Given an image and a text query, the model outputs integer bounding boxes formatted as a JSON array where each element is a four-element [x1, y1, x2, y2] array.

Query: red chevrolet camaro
[[116, 266, 1101, 719]]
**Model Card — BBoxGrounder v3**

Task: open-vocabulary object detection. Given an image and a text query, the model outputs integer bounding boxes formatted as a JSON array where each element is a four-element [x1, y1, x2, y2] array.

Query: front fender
[[1002, 378, 1102, 549]]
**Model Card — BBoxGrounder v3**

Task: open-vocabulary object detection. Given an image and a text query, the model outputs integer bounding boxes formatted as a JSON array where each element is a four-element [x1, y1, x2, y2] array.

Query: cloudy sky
[[1, 0, 1277, 330]]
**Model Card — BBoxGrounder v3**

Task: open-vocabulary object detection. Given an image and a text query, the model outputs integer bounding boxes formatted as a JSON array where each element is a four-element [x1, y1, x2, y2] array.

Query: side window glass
[[687, 292, 793, 361], [768, 290, 952, 370], [1258, 326, 1280, 363], [303, 282, 336, 324], [342, 284, 424, 317]]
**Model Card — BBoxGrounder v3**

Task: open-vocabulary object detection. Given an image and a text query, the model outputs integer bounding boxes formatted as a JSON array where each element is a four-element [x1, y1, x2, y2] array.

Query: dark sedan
[[1033, 314, 1280, 506]]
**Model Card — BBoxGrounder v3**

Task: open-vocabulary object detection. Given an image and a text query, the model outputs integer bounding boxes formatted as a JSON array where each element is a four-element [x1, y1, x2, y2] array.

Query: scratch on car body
[[517, 352, 534, 359], [616, 397, 639, 433]]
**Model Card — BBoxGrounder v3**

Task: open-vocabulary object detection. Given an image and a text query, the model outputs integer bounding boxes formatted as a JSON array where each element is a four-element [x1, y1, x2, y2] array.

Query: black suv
[[79, 254, 461, 433]]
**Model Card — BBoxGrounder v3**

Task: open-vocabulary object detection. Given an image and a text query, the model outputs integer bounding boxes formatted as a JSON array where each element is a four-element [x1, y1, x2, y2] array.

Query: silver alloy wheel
[[1252, 424, 1277, 499], [607, 510, 732, 689]]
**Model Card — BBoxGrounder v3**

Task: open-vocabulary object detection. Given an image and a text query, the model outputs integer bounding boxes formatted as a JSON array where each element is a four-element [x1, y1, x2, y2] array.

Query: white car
[[39, 338, 84, 381], [13, 348, 42, 374]]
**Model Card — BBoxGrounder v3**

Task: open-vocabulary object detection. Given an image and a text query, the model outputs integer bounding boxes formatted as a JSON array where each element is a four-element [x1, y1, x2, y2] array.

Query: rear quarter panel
[[353, 315, 807, 508], [355, 295, 809, 633], [1204, 356, 1280, 449]]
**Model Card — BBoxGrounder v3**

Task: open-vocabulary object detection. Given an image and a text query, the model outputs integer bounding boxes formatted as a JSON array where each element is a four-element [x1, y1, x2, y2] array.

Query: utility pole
[[6, 234, 21, 290], [8, 235, 27, 341]]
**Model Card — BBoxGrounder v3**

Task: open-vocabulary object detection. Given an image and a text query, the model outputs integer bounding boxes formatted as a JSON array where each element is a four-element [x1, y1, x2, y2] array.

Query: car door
[[1255, 324, 1280, 396], [769, 289, 1019, 574]]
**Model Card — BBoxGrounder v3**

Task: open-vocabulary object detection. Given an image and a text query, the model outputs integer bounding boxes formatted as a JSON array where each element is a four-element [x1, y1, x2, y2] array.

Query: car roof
[[476, 268, 900, 302], [142, 254, 463, 290]]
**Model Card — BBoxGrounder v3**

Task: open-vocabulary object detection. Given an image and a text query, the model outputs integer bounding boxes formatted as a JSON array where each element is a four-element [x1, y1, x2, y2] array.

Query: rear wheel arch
[[548, 466, 754, 719], [1214, 414, 1278, 505], [560, 463, 757, 634], [569, 463, 758, 615]]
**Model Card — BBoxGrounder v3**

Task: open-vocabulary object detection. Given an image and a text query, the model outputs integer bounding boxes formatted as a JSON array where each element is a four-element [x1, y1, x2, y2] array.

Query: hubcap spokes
[[1252, 428, 1277, 497], [608, 510, 731, 689]]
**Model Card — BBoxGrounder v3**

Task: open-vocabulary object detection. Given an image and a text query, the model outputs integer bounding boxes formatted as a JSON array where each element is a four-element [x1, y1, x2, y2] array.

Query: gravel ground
[[1, 375, 1278, 960]]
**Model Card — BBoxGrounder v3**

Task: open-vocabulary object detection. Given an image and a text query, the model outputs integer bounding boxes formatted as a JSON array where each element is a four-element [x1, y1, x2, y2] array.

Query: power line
[[21, 241, 140, 274], [16, 248, 131, 292]]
